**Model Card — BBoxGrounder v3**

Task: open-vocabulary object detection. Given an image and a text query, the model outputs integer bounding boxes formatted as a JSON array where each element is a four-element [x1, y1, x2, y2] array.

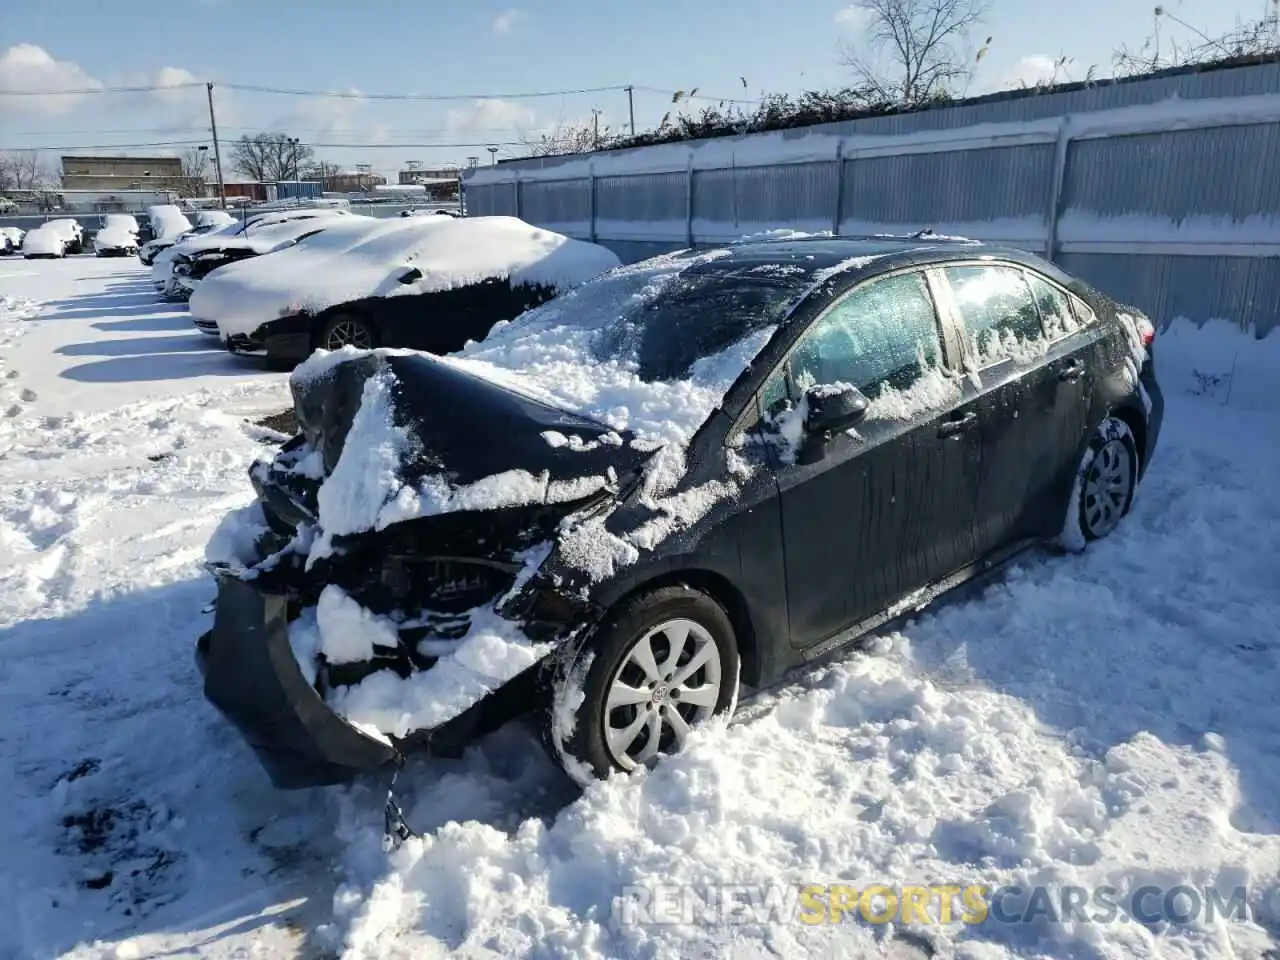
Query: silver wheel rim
[[603, 618, 723, 771], [324, 319, 372, 350], [1083, 438, 1132, 537]]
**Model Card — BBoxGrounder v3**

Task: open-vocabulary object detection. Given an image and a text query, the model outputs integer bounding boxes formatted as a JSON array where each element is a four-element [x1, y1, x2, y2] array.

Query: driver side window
[[761, 271, 943, 413]]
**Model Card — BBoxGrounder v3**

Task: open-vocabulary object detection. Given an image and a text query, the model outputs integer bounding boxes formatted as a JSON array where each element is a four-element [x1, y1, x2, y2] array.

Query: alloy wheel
[[1083, 437, 1133, 538], [323, 318, 373, 350], [602, 617, 723, 770]]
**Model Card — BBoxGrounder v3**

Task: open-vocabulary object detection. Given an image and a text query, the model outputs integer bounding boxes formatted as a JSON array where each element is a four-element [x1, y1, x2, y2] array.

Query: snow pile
[[326, 607, 554, 740], [0, 294, 39, 321], [194, 209, 235, 229], [195, 216, 622, 338]]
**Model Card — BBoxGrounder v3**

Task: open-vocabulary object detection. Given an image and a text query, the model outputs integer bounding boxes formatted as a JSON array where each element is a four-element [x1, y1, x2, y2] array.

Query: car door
[[937, 262, 1095, 556], [753, 268, 981, 652]]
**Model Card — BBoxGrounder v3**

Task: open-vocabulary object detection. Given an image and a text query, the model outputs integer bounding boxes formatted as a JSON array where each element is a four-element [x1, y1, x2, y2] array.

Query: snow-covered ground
[[1, 255, 1278, 959]]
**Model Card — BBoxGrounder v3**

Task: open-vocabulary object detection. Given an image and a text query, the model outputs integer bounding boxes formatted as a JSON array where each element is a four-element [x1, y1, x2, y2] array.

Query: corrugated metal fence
[[465, 60, 1280, 335]]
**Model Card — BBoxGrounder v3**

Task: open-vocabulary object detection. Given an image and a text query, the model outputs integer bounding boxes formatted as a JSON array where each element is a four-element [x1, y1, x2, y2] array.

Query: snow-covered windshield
[[511, 264, 809, 384]]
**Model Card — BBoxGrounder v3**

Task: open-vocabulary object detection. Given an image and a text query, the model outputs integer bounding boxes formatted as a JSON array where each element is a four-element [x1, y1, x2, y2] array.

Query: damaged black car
[[197, 236, 1164, 790]]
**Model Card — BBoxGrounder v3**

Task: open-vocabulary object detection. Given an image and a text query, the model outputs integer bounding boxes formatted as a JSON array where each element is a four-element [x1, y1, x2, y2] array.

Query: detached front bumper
[[196, 572, 398, 788]]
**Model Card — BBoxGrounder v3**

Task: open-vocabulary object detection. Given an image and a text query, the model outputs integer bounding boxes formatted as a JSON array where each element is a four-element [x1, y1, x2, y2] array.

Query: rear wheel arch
[[1110, 403, 1147, 477]]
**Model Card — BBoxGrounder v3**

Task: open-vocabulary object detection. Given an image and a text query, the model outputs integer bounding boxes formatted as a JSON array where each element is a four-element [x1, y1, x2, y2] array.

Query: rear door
[[753, 269, 981, 651], [937, 262, 1096, 556]]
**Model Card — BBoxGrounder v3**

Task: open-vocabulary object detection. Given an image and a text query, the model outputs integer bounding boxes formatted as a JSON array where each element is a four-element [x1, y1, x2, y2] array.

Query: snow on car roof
[[196, 216, 622, 337]]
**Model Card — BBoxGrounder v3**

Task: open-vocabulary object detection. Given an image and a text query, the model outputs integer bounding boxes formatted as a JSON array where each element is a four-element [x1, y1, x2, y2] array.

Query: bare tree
[[0, 151, 52, 192], [178, 147, 210, 197], [230, 133, 316, 181], [521, 119, 618, 157], [1114, 5, 1280, 77], [838, 0, 991, 105], [300, 160, 343, 187]]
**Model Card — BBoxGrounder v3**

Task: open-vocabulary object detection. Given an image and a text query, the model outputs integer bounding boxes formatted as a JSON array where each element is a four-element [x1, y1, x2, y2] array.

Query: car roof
[[684, 234, 1069, 288]]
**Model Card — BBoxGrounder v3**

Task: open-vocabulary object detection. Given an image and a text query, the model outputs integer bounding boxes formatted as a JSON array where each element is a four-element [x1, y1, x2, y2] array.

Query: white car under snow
[[93, 214, 140, 257], [161, 209, 365, 303], [22, 225, 70, 258], [187, 215, 622, 362]]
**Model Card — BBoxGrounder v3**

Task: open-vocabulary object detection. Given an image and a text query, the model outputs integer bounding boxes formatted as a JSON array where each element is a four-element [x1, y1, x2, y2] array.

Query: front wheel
[[543, 586, 740, 785], [315, 313, 377, 352]]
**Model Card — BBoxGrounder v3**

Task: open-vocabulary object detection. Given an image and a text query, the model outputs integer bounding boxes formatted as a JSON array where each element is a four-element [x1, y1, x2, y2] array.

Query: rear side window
[[1025, 273, 1079, 339], [944, 264, 1042, 364], [783, 271, 943, 399]]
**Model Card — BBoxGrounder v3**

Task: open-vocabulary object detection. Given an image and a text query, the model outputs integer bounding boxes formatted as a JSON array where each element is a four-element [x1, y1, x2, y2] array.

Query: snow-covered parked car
[[21, 224, 71, 258], [197, 235, 1165, 790], [137, 205, 193, 265], [0, 226, 23, 255], [188, 215, 621, 362], [167, 209, 364, 303], [92, 214, 140, 257]]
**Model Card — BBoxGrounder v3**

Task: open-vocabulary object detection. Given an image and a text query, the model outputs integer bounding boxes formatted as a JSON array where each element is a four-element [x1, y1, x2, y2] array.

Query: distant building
[[61, 155, 191, 193], [322, 169, 387, 192], [396, 164, 461, 200]]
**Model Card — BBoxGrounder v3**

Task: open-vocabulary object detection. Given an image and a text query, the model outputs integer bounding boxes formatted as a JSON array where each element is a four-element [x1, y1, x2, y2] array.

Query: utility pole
[[206, 82, 226, 209], [625, 85, 635, 138], [592, 108, 601, 149]]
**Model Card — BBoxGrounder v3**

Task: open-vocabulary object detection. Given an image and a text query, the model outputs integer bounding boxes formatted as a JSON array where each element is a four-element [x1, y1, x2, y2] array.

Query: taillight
[[1137, 316, 1155, 347]]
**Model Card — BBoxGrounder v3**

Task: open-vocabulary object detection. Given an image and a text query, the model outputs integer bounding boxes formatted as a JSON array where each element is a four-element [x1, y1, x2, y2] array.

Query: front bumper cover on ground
[[196, 572, 399, 788]]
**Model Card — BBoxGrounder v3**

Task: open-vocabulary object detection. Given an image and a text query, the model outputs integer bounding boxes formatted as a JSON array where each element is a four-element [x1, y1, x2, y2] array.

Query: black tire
[[1076, 416, 1139, 542], [541, 585, 740, 784], [314, 312, 378, 352]]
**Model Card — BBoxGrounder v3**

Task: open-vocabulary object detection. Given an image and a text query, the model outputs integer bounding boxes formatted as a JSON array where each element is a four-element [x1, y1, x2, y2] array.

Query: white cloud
[[833, 4, 873, 30], [287, 88, 364, 139], [0, 43, 102, 116], [992, 54, 1063, 91], [446, 98, 534, 135], [491, 8, 525, 34]]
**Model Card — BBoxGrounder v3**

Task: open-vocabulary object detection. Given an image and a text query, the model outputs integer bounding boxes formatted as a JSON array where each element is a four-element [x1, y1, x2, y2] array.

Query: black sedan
[[196, 236, 1163, 789]]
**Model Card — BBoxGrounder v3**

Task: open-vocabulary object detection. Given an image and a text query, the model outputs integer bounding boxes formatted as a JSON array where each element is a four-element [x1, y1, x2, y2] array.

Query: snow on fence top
[[466, 93, 1280, 184]]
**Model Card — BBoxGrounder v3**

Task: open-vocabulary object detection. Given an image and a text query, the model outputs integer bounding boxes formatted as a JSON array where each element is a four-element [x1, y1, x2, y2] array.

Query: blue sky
[[0, 0, 1268, 178]]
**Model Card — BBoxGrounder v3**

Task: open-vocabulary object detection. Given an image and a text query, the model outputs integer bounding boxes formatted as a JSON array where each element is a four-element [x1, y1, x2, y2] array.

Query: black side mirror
[[399, 266, 423, 284], [800, 383, 869, 457]]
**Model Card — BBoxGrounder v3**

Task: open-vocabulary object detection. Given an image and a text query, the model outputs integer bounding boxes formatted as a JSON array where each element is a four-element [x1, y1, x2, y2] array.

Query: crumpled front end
[[196, 572, 398, 788], [196, 416, 611, 789]]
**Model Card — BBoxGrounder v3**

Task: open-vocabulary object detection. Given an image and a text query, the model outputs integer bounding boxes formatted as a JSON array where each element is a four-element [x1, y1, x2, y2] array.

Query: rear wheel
[[315, 313, 377, 352], [543, 586, 740, 784], [1078, 416, 1138, 541]]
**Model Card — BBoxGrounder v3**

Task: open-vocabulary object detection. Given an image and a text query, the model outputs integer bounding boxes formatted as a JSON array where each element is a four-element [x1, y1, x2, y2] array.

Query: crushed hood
[[286, 353, 650, 532]]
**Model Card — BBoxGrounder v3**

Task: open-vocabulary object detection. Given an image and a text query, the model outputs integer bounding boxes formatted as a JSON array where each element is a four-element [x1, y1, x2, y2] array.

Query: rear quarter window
[[944, 264, 1043, 366], [1025, 273, 1080, 340]]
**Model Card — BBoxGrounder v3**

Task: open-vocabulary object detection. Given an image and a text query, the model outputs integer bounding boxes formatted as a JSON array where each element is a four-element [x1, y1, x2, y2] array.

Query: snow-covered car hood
[[191, 216, 622, 337], [281, 351, 652, 547], [94, 224, 138, 249], [22, 228, 65, 255]]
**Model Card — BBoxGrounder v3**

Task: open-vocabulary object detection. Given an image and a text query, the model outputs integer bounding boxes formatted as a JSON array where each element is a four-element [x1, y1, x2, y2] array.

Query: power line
[[14, 138, 530, 152], [215, 82, 632, 101], [0, 82, 205, 96]]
